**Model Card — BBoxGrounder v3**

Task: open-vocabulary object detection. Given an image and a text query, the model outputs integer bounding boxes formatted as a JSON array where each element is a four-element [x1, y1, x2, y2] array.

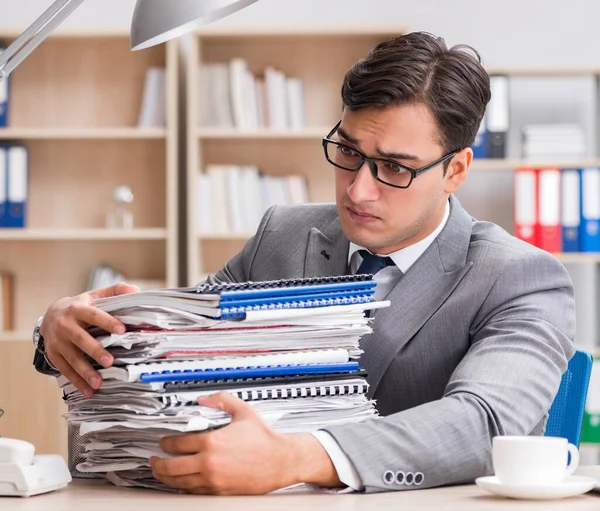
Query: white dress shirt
[[311, 200, 450, 491]]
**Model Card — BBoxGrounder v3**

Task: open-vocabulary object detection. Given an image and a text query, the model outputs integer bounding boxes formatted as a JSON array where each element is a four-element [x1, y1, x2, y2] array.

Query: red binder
[[537, 167, 562, 253], [513, 167, 562, 252], [514, 167, 538, 246]]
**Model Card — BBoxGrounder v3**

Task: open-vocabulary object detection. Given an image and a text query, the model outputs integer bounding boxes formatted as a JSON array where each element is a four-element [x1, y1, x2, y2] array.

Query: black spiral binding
[[166, 382, 369, 405], [192, 274, 374, 295]]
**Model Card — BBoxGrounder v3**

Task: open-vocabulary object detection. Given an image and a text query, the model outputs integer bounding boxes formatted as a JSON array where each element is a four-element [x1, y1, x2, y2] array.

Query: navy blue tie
[[356, 249, 395, 275]]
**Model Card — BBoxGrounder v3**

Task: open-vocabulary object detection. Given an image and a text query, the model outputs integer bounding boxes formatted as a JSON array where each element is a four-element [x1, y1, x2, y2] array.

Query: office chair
[[545, 349, 593, 446]]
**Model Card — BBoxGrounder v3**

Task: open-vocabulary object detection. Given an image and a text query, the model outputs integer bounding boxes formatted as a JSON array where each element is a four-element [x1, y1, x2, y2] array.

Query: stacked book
[[200, 59, 305, 130], [196, 165, 309, 235], [522, 124, 586, 159], [60, 275, 389, 492]]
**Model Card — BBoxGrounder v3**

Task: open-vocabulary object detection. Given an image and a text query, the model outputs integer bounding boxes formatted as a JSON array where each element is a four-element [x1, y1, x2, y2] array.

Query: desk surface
[[2, 471, 600, 511]]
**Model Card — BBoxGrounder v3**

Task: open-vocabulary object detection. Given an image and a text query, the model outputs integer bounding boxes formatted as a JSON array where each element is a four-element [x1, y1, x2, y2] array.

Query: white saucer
[[475, 475, 598, 500]]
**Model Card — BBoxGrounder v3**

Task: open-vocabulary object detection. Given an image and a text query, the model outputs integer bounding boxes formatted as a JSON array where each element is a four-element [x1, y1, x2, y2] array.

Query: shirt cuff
[[311, 430, 363, 492]]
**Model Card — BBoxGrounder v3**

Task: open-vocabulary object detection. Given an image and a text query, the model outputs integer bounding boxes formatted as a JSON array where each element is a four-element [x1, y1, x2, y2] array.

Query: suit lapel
[[303, 216, 349, 278], [360, 196, 475, 396]]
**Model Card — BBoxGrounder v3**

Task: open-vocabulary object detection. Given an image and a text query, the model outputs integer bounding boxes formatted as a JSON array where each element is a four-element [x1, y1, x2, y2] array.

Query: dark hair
[[341, 31, 491, 155]]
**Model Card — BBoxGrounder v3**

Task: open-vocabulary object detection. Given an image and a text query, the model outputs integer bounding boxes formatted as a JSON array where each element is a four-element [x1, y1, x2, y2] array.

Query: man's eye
[[340, 146, 357, 157], [381, 162, 406, 174]]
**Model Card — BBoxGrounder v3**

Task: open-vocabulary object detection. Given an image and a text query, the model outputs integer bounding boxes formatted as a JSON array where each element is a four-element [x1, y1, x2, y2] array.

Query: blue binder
[[472, 112, 488, 159], [579, 168, 600, 252], [0, 147, 6, 227], [0, 47, 9, 128], [5, 145, 27, 228], [139, 362, 361, 383], [561, 168, 580, 252]]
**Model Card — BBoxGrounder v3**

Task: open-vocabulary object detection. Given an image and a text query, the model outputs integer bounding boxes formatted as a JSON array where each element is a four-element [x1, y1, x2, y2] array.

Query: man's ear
[[444, 148, 472, 194]]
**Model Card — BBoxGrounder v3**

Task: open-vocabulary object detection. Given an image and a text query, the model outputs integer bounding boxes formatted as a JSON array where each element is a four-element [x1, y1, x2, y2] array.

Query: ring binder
[[94, 274, 381, 323], [163, 369, 369, 392], [191, 274, 374, 295], [220, 293, 376, 320], [164, 382, 370, 405], [139, 362, 361, 383]]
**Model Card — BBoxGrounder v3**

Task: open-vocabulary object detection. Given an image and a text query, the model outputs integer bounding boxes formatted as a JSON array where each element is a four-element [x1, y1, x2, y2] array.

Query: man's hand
[[40, 282, 139, 397], [150, 392, 343, 495]]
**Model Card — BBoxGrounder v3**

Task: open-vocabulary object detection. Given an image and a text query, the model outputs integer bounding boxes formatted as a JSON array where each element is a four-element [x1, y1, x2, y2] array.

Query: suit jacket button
[[405, 472, 414, 485], [383, 470, 395, 485], [414, 472, 424, 486], [395, 471, 405, 484]]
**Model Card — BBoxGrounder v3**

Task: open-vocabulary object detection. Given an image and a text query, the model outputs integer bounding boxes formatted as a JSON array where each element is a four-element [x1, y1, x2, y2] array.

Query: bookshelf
[[186, 26, 409, 285], [0, 31, 179, 458]]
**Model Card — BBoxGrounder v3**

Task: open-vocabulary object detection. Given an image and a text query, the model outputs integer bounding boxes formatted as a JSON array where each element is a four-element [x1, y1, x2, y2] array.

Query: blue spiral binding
[[139, 362, 361, 383], [219, 294, 375, 320]]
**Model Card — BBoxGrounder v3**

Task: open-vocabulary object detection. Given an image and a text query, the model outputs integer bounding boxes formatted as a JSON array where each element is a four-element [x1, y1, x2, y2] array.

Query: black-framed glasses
[[322, 120, 461, 189]]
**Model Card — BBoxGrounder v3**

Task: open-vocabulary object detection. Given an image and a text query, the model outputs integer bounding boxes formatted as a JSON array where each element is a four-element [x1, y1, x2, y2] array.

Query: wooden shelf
[[553, 253, 600, 264], [0, 228, 168, 241], [197, 127, 329, 140], [0, 127, 167, 140], [0, 331, 31, 342], [0, 32, 182, 459], [472, 158, 600, 170]]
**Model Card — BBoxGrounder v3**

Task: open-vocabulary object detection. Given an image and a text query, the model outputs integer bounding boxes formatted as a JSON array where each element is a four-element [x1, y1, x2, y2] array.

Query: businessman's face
[[332, 105, 471, 254]]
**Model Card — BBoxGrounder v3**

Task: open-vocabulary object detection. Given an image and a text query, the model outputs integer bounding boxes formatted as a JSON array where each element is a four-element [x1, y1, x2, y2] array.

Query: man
[[33, 32, 575, 494]]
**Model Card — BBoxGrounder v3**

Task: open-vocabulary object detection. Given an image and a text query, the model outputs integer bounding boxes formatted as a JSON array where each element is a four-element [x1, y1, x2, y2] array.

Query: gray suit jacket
[[209, 195, 575, 493]]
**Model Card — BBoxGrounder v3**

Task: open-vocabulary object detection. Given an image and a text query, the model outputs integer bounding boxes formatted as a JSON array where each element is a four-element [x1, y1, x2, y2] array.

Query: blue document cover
[[5, 145, 28, 228], [579, 168, 600, 252], [139, 362, 361, 383], [561, 168, 580, 252]]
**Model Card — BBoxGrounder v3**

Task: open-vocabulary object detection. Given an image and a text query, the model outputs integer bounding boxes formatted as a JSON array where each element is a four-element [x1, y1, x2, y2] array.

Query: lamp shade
[[130, 0, 259, 50]]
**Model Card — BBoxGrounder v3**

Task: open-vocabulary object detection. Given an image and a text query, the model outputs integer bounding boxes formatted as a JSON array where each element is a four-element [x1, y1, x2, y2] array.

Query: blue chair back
[[545, 349, 593, 446]]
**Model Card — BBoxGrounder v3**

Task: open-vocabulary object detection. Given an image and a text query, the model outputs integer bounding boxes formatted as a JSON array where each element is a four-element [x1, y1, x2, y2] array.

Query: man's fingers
[[71, 304, 125, 336], [88, 282, 140, 301], [60, 343, 103, 390], [62, 319, 114, 368], [160, 433, 208, 455], [197, 391, 254, 420], [160, 475, 206, 491], [151, 455, 201, 477], [50, 353, 94, 398]]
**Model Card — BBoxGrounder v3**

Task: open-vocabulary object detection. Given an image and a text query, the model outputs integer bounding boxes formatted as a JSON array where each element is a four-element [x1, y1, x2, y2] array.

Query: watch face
[[33, 317, 44, 351]]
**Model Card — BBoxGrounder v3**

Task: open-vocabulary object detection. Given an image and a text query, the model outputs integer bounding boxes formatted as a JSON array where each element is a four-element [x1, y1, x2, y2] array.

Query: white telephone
[[0, 438, 71, 497]]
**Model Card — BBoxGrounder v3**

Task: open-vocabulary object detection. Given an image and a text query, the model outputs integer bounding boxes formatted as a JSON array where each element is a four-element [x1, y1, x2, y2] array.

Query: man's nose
[[347, 161, 381, 202]]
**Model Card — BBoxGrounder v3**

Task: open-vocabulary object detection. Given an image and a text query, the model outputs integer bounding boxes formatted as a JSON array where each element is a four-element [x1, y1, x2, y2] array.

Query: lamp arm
[[0, 0, 85, 82]]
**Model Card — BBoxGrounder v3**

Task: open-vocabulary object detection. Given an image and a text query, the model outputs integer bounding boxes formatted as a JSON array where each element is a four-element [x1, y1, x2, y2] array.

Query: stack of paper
[[61, 275, 389, 492]]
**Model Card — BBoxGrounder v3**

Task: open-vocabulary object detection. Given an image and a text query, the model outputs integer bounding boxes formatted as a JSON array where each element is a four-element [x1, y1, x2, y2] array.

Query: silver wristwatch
[[32, 315, 46, 354]]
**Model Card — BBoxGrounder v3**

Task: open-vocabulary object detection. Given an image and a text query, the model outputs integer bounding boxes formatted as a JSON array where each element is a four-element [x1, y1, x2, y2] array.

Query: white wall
[[1, 0, 600, 68]]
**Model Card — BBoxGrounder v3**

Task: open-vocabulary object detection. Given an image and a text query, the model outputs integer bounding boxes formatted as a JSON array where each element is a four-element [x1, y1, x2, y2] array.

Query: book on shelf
[[486, 75, 509, 159], [88, 265, 166, 293], [521, 124, 586, 159], [0, 272, 14, 331], [199, 59, 306, 130], [0, 47, 9, 127], [0, 145, 28, 228], [196, 164, 309, 235], [514, 166, 600, 253], [138, 67, 167, 128]]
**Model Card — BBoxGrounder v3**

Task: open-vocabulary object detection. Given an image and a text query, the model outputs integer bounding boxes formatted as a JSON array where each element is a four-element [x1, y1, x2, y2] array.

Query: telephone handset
[[0, 438, 71, 497]]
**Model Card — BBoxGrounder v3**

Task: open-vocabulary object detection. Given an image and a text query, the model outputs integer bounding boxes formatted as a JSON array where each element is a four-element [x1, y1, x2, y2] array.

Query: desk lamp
[[0, 0, 259, 81], [0, 0, 258, 497]]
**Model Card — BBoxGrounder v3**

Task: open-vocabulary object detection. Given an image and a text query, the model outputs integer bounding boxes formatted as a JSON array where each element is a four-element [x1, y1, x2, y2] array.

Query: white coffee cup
[[492, 436, 579, 486]]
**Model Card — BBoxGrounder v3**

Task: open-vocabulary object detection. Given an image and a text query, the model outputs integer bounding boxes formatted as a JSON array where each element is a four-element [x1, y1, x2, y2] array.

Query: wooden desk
[[1, 477, 599, 511]]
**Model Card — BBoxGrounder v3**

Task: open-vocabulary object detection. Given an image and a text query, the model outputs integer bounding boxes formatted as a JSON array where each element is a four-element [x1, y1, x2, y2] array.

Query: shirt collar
[[348, 199, 450, 274]]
